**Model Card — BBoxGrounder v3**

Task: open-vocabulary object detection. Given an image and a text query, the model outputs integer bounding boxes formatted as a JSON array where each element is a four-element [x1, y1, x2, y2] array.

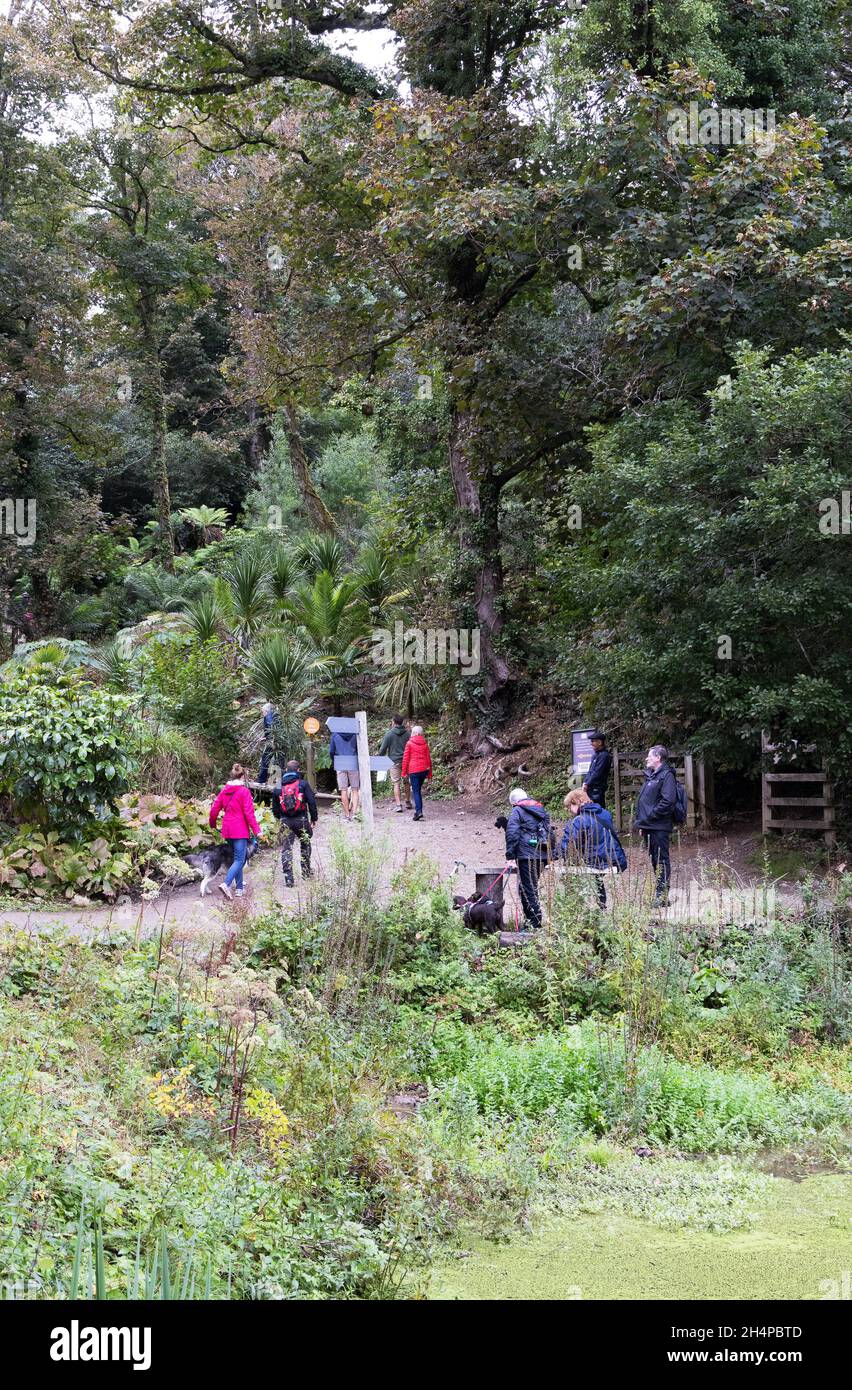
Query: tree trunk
[[631, 0, 658, 78], [447, 406, 512, 708], [139, 295, 174, 572], [282, 401, 338, 535], [246, 402, 273, 474]]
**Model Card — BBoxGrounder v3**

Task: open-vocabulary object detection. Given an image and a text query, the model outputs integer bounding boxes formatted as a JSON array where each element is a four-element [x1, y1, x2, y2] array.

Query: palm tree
[[283, 570, 371, 711], [355, 544, 410, 623], [247, 633, 317, 763], [376, 661, 440, 719], [179, 505, 229, 544], [297, 532, 345, 582], [96, 638, 138, 693], [226, 550, 270, 646], [1, 638, 97, 678], [181, 591, 227, 644], [266, 543, 304, 612]]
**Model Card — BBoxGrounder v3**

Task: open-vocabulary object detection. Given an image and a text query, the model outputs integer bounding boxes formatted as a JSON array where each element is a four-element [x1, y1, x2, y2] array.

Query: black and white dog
[[183, 838, 260, 897]]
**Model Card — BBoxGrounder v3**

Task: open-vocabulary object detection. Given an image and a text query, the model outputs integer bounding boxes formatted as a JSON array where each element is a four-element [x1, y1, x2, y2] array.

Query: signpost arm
[[356, 709, 373, 832]]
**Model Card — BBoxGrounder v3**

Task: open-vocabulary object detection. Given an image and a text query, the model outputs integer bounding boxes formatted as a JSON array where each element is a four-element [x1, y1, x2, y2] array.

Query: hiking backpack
[[280, 782, 306, 817], [673, 782, 687, 827]]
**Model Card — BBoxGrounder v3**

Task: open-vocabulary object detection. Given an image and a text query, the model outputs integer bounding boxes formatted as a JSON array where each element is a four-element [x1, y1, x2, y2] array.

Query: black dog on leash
[[183, 838, 259, 896], [453, 892, 502, 935]]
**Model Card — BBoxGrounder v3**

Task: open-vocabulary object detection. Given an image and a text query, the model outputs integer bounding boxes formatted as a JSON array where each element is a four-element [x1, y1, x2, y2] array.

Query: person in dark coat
[[583, 732, 612, 808], [561, 788, 627, 907], [258, 702, 279, 784], [272, 759, 319, 888], [504, 787, 552, 930], [634, 745, 678, 905]]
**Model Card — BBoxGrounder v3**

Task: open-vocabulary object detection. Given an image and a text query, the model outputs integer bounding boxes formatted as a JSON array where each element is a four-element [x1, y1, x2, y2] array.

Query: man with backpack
[[562, 787, 627, 908], [634, 745, 682, 906], [504, 787, 553, 931], [272, 759, 319, 888]]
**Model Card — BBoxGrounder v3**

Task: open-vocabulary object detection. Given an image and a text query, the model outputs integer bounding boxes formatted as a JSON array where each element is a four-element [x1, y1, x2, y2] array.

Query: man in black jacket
[[634, 745, 678, 905], [583, 732, 612, 808], [272, 759, 319, 888], [504, 787, 553, 930]]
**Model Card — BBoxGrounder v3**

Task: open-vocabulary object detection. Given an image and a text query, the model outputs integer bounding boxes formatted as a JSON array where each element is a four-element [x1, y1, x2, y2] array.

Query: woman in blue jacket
[[561, 788, 627, 907]]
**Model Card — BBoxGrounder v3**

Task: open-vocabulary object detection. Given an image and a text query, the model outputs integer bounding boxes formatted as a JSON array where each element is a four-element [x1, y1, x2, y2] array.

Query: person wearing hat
[[583, 732, 612, 809]]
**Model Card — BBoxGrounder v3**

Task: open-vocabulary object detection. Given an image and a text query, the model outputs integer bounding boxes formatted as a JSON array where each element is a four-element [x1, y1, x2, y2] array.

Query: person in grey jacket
[[634, 745, 678, 905], [378, 715, 411, 813]]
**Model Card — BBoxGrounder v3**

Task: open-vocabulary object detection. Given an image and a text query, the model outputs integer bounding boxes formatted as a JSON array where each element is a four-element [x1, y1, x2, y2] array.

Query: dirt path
[[0, 795, 802, 939]]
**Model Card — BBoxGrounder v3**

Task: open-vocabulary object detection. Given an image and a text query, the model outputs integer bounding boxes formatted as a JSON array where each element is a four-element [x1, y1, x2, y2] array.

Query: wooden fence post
[[684, 754, 696, 830], [823, 756, 837, 850], [613, 748, 623, 833], [696, 759, 714, 829], [356, 710, 373, 833]]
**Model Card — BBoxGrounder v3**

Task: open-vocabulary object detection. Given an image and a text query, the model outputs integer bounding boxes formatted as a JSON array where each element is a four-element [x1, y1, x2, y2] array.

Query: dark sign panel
[[572, 728, 598, 774]]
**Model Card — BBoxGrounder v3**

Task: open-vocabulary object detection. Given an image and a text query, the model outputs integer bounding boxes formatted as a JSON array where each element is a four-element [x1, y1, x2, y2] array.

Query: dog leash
[[479, 864, 523, 932], [479, 865, 512, 899]]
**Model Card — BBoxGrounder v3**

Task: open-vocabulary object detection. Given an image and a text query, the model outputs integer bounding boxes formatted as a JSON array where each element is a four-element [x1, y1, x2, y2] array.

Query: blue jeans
[[225, 838, 248, 889], [409, 771, 428, 815]]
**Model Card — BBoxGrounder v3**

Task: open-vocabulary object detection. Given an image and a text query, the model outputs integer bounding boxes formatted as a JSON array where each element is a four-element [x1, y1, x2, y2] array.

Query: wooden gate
[[611, 751, 711, 834], [761, 733, 836, 848]]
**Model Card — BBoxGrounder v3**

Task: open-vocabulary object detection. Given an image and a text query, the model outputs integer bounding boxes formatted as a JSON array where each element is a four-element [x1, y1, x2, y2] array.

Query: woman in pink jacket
[[209, 764, 261, 900]]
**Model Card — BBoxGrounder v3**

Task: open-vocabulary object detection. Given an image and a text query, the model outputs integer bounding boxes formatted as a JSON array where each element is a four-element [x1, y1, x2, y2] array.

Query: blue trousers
[[409, 771, 428, 815], [225, 838, 248, 889]]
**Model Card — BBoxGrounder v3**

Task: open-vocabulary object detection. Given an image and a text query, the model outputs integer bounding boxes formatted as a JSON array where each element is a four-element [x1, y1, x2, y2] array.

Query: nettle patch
[[0, 794, 273, 902]]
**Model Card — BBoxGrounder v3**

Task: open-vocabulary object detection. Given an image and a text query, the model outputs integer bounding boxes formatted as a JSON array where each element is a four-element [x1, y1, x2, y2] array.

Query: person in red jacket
[[209, 763, 262, 900], [401, 725, 432, 821]]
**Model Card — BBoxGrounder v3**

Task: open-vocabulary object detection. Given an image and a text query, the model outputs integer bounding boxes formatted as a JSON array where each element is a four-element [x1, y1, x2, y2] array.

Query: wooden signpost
[[326, 712, 393, 833], [303, 715, 320, 786]]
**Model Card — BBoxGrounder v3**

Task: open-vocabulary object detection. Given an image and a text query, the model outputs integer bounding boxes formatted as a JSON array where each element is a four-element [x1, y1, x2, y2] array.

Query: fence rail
[[611, 751, 712, 834]]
